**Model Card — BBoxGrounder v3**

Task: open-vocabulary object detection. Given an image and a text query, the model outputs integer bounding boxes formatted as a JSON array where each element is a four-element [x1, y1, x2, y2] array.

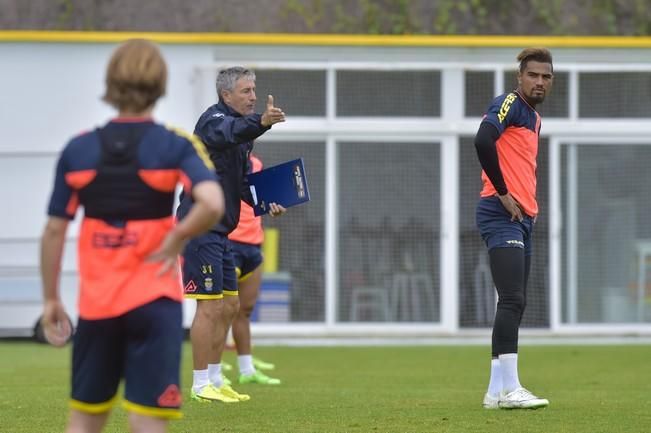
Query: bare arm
[[40, 216, 72, 347], [179, 180, 225, 237], [148, 181, 225, 275]]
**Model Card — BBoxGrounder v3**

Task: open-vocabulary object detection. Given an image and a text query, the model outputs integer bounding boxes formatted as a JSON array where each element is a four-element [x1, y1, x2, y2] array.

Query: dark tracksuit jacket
[[177, 101, 271, 234]]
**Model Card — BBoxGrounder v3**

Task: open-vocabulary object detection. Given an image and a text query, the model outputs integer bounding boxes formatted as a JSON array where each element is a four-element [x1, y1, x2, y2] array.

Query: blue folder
[[247, 158, 311, 216]]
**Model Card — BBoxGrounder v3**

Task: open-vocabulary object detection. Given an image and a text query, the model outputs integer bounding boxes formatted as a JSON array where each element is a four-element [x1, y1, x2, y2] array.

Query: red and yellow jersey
[[47, 118, 216, 319], [479, 91, 541, 217], [228, 154, 264, 246]]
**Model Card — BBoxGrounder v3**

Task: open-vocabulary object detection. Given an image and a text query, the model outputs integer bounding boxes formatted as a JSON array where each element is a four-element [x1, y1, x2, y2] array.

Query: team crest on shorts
[[204, 277, 213, 291]]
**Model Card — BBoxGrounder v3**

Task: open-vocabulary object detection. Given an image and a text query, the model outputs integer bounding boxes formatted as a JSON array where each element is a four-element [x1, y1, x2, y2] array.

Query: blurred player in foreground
[[227, 153, 281, 385], [40, 39, 224, 433], [474, 47, 553, 410]]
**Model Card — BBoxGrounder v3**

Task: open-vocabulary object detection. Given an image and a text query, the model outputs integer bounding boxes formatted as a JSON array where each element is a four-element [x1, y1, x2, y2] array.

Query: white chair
[[390, 272, 435, 321]]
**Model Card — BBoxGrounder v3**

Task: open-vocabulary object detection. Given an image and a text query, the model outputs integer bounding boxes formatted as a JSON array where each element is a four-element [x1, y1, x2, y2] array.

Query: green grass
[[1, 342, 650, 432]]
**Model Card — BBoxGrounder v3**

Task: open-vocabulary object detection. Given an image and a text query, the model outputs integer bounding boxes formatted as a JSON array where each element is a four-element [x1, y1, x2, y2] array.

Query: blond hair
[[103, 39, 167, 112], [517, 47, 553, 73]]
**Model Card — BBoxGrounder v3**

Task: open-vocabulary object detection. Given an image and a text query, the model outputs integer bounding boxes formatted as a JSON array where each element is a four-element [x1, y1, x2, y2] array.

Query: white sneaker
[[498, 387, 549, 409], [482, 393, 500, 409]]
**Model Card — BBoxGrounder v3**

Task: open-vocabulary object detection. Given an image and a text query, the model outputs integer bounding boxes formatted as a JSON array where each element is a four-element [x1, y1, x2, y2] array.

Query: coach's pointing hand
[[261, 95, 286, 127]]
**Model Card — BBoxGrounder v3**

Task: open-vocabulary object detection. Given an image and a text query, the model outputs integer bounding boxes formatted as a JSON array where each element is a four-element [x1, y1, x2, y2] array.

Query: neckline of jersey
[[514, 90, 539, 114], [111, 116, 154, 123]]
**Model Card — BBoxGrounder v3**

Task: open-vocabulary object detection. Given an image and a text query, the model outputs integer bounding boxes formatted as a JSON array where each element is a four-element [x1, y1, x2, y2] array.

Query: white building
[[2, 31, 651, 338]]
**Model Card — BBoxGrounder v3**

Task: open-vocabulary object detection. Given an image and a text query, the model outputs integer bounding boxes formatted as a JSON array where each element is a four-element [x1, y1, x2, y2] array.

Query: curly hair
[[517, 47, 553, 73]]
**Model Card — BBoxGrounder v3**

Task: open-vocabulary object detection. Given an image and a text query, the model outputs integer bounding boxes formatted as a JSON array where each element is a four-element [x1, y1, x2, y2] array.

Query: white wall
[[4, 40, 651, 258], [3, 38, 651, 335]]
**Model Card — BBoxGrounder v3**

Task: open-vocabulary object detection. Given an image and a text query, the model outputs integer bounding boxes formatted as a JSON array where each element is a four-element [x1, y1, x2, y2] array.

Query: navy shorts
[[230, 240, 263, 280], [476, 196, 535, 256], [70, 297, 183, 419], [182, 231, 238, 299]]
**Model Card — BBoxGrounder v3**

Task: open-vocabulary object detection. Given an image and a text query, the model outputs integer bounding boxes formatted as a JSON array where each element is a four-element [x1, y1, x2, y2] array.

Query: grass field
[[0, 342, 649, 433]]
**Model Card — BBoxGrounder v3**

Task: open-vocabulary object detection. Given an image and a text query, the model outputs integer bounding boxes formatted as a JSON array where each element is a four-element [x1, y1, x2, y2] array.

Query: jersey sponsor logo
[[157, 384, 182, 408], [497, 93, 517, 124], [92, 232, 138, 249], [184, 280, 198, 293]]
